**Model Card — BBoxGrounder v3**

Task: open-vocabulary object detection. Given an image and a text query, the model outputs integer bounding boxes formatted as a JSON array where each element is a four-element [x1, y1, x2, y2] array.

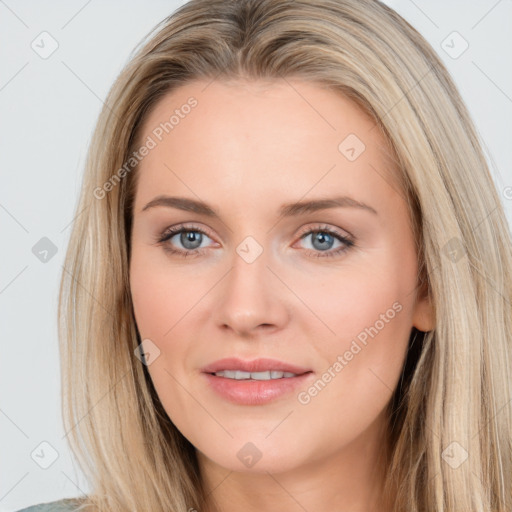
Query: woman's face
[[129, 79, 434, 477]]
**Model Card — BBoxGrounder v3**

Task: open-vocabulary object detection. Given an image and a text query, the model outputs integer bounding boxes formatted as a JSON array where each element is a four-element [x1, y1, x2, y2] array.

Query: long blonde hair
[[58, 1, 512, 510]]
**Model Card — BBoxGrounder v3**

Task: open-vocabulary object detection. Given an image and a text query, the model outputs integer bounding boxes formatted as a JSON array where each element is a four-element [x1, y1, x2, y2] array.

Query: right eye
[[156, 224, 216, 257]]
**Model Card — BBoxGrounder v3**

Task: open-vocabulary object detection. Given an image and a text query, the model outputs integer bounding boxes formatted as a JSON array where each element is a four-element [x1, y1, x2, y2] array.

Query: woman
[[18, 0, 512, 510]]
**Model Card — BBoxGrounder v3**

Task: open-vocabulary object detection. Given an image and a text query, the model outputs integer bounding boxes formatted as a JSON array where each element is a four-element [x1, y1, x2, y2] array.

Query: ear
[[412, 281, 435, 332]]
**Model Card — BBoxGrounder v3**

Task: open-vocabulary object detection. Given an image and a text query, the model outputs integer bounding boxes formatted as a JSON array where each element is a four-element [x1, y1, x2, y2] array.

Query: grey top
[[15, 498, 85, 512]]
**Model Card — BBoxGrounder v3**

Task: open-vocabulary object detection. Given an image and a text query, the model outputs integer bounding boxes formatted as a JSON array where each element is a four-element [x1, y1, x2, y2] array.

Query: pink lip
[[202, 372, 314, 405], [201, 357, 314, 405], [201, 357, 311, 375]]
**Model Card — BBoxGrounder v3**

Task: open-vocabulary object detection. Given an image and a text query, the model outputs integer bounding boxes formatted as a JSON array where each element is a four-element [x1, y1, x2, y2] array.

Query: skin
[[129, 78, 435, 512]]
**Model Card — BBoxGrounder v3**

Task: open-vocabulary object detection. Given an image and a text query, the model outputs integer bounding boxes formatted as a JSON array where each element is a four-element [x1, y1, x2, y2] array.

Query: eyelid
[[295, 223, 353, 241]]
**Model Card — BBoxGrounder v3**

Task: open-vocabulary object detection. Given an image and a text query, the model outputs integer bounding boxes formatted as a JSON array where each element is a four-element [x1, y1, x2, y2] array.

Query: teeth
[[213, 370, 298, 380]]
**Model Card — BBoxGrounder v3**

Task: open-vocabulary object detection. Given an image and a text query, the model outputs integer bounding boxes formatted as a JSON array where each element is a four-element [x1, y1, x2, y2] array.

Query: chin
[[196, 437, 310, 475]]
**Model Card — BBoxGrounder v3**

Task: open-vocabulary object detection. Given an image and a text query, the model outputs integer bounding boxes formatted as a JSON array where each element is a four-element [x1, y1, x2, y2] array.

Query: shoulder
[[15, 497, 87, 512]]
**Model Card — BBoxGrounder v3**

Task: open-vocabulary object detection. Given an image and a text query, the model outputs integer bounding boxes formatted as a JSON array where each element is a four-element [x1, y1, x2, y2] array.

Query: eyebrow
[[141, 195, 378, 217]]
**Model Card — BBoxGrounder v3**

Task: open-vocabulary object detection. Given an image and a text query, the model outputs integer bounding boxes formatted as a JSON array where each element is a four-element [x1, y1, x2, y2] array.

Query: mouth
[[202, 370, 314, 406], [208, 369, 306, 380], [201, 356, 312, 375], [201, 357, 314, 405]]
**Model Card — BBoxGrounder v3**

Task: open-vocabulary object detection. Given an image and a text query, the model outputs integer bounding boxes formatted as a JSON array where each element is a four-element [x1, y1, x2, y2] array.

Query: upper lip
[[202, 357, 312, 375]]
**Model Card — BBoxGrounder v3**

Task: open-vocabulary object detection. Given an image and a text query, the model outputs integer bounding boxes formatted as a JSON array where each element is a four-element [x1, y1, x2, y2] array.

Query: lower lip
[[202, 372, 314, 405]]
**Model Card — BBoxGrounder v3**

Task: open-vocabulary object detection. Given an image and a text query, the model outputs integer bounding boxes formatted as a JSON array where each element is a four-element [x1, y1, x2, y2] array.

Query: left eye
[[299, 230, 342, 251], [294, 226, 355, 258]]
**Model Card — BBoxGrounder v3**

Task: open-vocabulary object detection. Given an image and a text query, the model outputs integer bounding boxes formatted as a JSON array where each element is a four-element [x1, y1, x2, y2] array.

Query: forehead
[[133, 78, 401, 213]]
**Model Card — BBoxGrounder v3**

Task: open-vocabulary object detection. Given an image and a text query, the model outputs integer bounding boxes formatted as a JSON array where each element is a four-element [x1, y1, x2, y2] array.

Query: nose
[[213, 247, 290, 337]]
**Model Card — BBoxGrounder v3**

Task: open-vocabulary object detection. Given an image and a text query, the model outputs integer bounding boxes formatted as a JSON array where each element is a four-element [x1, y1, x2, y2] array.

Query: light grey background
[[1, 1, 511, 510]]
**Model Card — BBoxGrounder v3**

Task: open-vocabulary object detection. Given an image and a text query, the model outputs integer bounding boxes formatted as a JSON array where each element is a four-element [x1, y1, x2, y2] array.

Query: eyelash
[[155, 223, 355, 259]]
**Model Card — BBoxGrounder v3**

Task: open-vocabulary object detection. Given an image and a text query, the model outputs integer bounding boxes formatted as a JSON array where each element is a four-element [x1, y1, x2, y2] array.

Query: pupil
[[314, 232, 333, 250], [182, 231, 201, 249]]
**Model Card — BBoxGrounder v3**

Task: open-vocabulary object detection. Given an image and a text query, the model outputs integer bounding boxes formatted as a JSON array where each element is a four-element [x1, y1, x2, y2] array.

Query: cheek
[[320, 279, 411, 393], [129, 252, 202, 426], [296, 248, 417, 434], [130, 250, 202, 339], [304, 254, 413, 347], [295, 293, 412, 455], [130, 276, 169, 341], [129, 249, 214, 395]]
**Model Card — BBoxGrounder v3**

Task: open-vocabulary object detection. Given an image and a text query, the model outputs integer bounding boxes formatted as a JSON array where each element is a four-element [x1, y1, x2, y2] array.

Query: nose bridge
[[230, 235, 269, 294], [227, 234, 272, 309], [213, 233, 288, 335]]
